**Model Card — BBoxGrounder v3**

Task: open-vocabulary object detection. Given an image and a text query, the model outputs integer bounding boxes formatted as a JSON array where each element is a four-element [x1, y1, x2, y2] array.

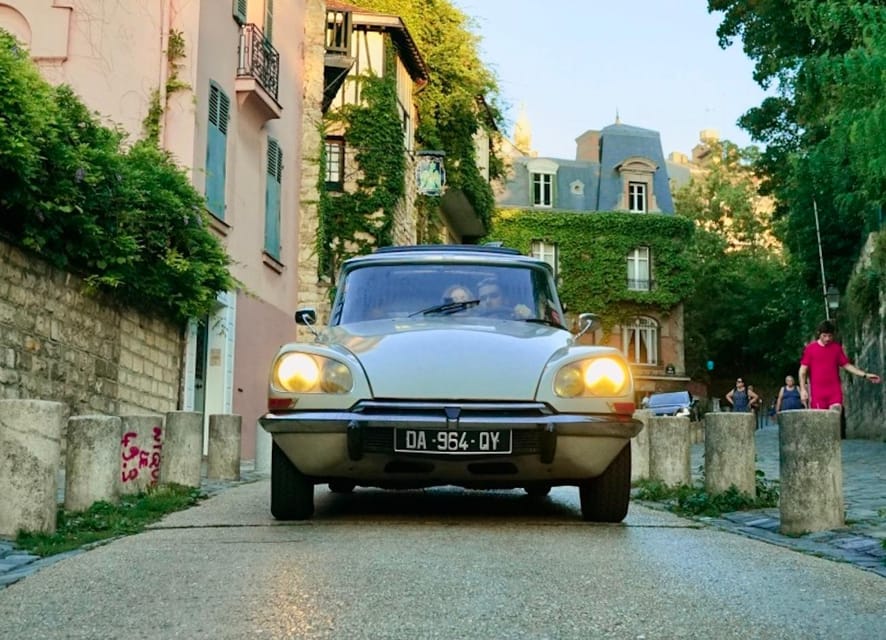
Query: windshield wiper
[[410, 300, 480, 317]]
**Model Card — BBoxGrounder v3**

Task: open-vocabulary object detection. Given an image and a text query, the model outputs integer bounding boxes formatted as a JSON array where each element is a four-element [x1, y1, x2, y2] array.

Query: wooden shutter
[[205, 83, 230, 219], [233, 0, 247, 25], [264, 138, 282, 258]]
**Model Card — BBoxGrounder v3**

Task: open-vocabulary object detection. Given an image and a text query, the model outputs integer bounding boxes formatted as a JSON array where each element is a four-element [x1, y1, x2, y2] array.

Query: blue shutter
[[233, 0, 247, 25], [205, 84, 229, 219], [264, 138, 282, 258]]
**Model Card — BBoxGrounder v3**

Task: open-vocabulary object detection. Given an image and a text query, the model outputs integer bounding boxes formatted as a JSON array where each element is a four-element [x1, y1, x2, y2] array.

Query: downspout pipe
[[157, 0, 173, 149]]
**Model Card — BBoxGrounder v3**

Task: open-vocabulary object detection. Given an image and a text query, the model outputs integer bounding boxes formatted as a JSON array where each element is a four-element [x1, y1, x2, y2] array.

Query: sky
[[451, 0, 775, 160]]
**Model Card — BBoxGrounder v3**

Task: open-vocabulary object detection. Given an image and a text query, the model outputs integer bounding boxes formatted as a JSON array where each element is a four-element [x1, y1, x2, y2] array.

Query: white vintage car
[[260, 245, 642, 522]]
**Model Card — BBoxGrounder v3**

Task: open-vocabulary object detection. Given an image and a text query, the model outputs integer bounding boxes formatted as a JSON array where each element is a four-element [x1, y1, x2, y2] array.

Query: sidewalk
[[0, 463, 266, 589], [681, 421, 886, 577], [3, 427, 885, 588]]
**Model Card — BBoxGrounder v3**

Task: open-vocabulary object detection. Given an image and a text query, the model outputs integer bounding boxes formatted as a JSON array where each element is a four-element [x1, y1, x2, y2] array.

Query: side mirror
[[294, 308, 317, 326], [574, 312, 600, 340]]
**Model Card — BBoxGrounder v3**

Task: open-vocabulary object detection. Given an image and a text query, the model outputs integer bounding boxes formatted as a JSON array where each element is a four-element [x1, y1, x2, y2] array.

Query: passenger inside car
[[442, 284, 474, 303], [477, 278, 531, 319]]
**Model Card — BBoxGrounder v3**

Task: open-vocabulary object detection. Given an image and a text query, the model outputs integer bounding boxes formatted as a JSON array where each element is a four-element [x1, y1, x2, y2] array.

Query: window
[[233, 0, 247, 25], [531, 240, 559, 279], [205, 82, 230, 219], [264, 138, 282, 259], [532, 172, 553, 207], [622, 316, 658, 365], [628, 181, 647, 212], [627, 247, 650, 291], [325, 137, 344, 191]]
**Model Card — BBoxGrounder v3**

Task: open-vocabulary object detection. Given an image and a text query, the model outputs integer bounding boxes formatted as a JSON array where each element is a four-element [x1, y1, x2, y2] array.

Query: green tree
[[708, 1, 886, 332], [674, 139, 802, 382]]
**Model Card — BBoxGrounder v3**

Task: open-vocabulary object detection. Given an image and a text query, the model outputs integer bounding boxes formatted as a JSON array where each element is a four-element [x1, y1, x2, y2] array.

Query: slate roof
[[498, 121, 675, 214]]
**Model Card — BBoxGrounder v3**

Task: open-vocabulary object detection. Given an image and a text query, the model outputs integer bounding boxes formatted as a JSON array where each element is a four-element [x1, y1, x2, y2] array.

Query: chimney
[[575, 130, 600, 163]]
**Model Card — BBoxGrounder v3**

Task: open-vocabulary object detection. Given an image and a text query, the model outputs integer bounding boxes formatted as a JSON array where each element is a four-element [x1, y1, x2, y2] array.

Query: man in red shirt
[[799, 320, 881, 410]]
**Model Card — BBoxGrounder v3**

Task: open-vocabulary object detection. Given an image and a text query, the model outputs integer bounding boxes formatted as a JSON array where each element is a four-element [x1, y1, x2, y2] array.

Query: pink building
[[0, 0, 320, 461]]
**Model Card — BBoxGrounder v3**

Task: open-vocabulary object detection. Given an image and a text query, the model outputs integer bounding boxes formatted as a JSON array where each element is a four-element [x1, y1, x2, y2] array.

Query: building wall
[[296, 0, 329, 337], [0, 239, 181, 417], [843, 232, 885, 441]]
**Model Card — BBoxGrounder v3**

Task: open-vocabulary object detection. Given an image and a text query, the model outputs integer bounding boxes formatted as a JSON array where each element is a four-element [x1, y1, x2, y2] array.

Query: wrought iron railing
[[237, 24, 280, 100], [627, 278, 652, 291]]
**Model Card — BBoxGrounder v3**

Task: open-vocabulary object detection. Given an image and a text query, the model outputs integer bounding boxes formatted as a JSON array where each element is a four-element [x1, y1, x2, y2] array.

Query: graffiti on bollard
[[120, 424, 163, 487]]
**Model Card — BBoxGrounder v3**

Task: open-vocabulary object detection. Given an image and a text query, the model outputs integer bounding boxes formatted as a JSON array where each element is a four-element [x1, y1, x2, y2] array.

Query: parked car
[[260, 245, 643, 522], [646, 391, 699, 421]]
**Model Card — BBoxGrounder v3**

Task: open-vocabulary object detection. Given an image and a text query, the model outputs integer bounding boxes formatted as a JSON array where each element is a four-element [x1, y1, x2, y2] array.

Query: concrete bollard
[[119, 415, 165, 496], [160, 411, 203, 488], [630, 409, 653, 482], [779, 410, 844, 535], [648, 415, 691, 487], [207, 414, 242, 481], [65, 415, 122, 512], [704, 412, 756, 498], [0, 400, 66, 537], [254, 423, 272, 475]]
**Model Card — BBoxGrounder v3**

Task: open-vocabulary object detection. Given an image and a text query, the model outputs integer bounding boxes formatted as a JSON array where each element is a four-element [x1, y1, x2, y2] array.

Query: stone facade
[[0, 239, 181, 418], [843, 232, 885, 441]]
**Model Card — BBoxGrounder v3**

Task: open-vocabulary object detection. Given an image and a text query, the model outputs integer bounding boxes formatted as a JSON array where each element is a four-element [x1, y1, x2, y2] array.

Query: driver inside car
[[477, 278, 531, 319]]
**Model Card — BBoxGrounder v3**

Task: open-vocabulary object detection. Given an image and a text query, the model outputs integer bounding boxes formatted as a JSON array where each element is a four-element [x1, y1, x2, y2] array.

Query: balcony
[[236, 24, 282, 122], [323, 9, 355, 112]]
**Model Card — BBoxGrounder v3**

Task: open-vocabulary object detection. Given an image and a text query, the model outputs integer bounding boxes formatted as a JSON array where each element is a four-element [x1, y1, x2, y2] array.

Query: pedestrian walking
[[798, 319, 881, 411], [775, 375, 805, 414], [725, 377, 758, 413]]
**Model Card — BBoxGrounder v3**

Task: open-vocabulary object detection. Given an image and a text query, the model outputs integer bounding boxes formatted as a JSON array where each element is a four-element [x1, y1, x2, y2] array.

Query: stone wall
[[0, 239, 182, 418], [843, 232, 885, 441]]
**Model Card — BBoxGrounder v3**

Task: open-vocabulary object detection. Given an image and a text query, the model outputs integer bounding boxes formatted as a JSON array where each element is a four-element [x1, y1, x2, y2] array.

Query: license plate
[[394, 429, 512, 454]]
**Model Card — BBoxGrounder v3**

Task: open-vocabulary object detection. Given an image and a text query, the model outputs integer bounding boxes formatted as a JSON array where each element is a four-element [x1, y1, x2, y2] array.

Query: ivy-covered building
[[491, 120, 695, 402], [300, 1, 430, 324]]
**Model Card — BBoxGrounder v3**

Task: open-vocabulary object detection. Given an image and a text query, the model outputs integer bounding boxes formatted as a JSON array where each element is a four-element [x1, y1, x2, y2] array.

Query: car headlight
[[273, 353, 353, 393], [554, 357, 629, 398]]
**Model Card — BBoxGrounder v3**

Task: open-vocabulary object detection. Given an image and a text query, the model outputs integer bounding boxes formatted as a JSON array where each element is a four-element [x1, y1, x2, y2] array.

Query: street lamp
[[826, 285, 840, 314]]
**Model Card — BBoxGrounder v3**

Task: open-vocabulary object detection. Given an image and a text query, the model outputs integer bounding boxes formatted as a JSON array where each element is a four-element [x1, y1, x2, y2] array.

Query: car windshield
[[334, 262, 563, 326], [648, 392, 690, 408]]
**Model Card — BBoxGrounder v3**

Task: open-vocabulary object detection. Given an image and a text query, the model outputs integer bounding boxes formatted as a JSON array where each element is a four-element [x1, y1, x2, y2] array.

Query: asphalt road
[[0, 481, 884, 640]]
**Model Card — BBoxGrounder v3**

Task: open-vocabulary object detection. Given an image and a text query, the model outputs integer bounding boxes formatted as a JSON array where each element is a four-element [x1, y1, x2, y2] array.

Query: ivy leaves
[[487, 211, 696, 327], [319, 73, 406, 281]]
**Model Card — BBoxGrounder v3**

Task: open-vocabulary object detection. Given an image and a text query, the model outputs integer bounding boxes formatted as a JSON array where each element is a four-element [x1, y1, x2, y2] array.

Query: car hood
[[324, 318, 572, 400]]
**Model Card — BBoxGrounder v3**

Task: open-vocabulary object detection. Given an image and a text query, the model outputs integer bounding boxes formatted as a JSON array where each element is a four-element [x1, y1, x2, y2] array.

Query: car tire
[[524, 484, 552, 498], [578, 444, 631, 523], [328, 480, 356, 494], [271, 441, 315, 520]]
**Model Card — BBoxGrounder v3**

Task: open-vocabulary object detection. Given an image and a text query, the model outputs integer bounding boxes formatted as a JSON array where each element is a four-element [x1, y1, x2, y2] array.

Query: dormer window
[[616, 157, 658, 213], [628, 182, 647, 212]]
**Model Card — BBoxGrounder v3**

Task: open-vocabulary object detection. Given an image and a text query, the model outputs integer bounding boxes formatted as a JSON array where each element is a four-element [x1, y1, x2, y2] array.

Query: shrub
[[0, 29, 233, 324]]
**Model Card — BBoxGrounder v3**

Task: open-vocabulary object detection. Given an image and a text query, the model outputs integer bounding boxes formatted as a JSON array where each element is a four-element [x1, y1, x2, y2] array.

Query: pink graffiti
[[120, 425, 164, 484]]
